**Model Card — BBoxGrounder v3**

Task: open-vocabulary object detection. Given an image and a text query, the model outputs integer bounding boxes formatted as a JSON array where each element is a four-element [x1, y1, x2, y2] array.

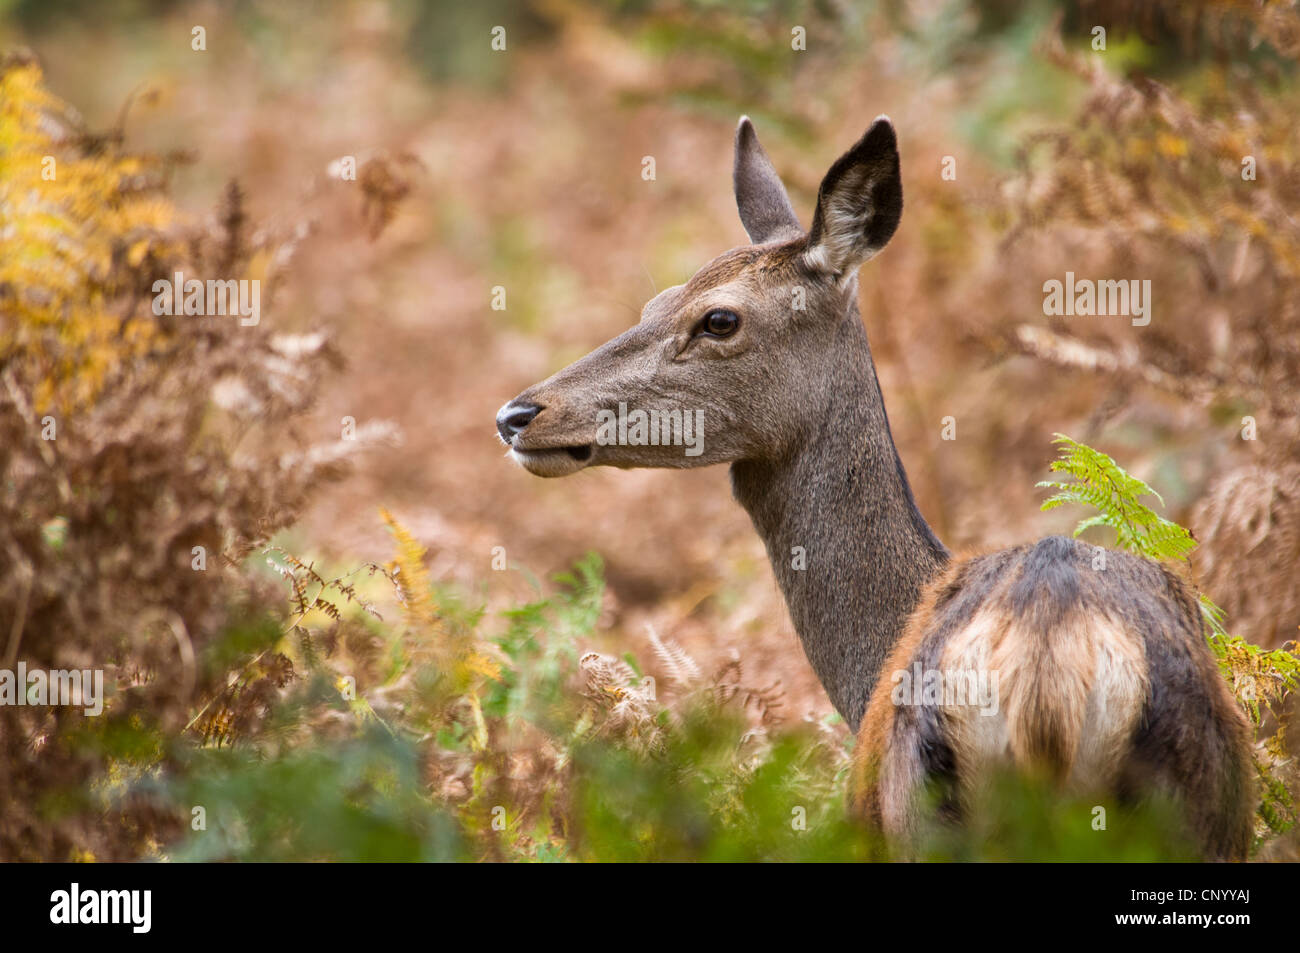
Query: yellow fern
[[379, 508, 501, 704], [0, 62, 176, 413], [379, 506, 439, 628]]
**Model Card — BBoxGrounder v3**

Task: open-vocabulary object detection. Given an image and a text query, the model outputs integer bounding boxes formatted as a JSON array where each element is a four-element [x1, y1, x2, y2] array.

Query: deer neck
[[730, 305, 950, 730]]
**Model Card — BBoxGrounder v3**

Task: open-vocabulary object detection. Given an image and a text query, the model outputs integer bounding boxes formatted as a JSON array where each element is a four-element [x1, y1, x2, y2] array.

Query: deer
[[494, 115, 1255, 860]]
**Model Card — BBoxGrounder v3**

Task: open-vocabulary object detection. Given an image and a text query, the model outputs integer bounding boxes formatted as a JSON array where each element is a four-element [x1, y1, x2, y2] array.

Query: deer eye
[[699, 309, 740, 337]]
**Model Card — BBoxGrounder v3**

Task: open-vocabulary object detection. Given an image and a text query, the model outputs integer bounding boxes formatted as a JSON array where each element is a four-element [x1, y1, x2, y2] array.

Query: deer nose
[[496, 401, 541, 442]]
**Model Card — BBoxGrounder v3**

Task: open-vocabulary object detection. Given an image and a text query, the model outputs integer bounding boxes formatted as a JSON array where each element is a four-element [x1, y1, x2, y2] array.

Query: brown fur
[[853, 540, 1254, 860], [852, 556, 971, 834], [680, 247, 765, 294]]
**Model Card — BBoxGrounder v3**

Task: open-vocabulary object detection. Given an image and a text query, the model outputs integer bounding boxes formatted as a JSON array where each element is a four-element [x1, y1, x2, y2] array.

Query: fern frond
[[1037, 434, 1195, 562], [379, 506, 438, 629], [646, 623, 702, 688]]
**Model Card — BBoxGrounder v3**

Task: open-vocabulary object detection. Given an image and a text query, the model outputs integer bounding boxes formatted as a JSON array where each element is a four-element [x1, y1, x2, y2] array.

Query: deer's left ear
[[733, 116, 803, 244], [803, 116, 903, 279]]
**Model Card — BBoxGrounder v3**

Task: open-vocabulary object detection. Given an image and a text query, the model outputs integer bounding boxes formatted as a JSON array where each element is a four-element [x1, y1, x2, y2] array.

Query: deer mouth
[[508, 443, 594, 477]]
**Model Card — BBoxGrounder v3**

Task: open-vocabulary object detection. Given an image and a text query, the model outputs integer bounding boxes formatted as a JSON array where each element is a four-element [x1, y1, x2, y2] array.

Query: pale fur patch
[[938, 606, 1148, 801]]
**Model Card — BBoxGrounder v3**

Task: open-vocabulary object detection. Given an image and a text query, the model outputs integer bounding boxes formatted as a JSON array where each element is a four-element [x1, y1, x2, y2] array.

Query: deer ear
[[733, 117, 803, 244], [803, 116, 903, 278]]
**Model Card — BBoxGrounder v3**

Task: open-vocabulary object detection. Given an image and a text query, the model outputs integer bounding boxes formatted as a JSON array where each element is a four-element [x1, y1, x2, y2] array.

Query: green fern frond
[[1038, 433, 1214, 626], [1037, 434, 1196, 561]]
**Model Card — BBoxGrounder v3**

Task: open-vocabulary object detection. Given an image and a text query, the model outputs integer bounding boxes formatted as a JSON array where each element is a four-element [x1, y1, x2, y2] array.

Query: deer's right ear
[[803, 116, 903, 279], [733, 117, 803, 244]]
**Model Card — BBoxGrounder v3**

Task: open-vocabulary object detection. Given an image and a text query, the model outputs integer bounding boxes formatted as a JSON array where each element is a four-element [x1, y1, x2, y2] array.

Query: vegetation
[[1, 0, 1297, 862]]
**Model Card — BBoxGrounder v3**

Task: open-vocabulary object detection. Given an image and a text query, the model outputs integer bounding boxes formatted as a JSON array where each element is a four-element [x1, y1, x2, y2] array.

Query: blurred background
[[2, 0, 1297, 861]]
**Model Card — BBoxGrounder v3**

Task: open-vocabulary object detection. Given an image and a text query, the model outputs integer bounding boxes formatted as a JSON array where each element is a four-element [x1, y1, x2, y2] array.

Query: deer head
[[496, 116, 904, 477]]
